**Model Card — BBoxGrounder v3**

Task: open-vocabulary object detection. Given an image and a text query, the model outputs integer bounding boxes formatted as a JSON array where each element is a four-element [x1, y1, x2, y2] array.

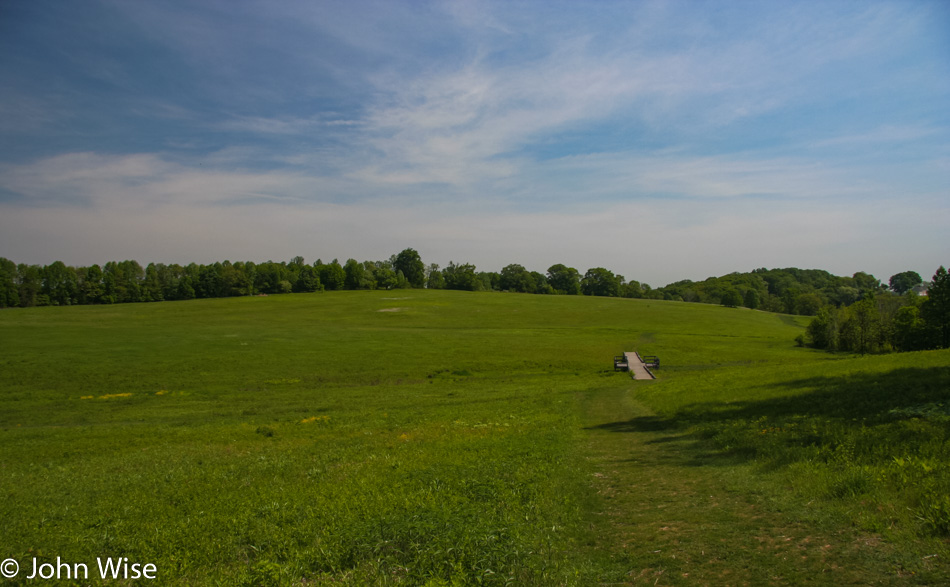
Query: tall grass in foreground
[[0, 291, 622, 584], [2, 380, 590, 584]]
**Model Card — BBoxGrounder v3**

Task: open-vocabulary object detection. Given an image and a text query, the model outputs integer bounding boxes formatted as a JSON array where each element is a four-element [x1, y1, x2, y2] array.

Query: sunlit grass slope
[[1, 290, 947, 584]]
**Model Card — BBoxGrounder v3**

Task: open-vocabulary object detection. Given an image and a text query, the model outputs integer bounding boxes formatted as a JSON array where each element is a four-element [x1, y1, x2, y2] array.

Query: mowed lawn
[[1, 290, 948, 585]]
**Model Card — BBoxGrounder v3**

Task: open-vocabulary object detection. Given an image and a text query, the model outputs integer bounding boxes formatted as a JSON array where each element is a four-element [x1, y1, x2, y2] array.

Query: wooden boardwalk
[[624, 351, 656, 380]]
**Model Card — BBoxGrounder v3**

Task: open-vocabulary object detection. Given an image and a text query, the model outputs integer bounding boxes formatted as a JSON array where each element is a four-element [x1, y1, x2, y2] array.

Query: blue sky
[[1, 0, 948, 286]]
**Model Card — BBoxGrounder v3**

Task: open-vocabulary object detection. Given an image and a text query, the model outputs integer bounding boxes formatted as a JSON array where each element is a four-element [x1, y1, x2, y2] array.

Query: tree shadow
[[589, 415, 674, 434], [679, 365, 949, 425], [587, 366, 950, 469]]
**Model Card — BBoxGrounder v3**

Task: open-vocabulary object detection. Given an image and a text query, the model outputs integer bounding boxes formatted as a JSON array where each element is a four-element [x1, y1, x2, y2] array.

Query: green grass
[[1, 290, 947, 584], [582, 352, 950, 585]]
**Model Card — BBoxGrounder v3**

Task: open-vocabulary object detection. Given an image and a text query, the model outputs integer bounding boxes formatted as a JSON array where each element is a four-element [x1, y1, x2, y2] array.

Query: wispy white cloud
[[810, 124, 944, 149], [0, 152, 350, 210], [521, 152, 879, 203], [335, 0, 944, 197], [216, 115, 364, 136]]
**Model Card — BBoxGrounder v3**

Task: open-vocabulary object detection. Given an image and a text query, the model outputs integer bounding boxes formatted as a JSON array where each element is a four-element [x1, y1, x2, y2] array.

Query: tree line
[[1, 250, 946, 352], [802, 267, 949, 354], [652, 267, 906, 314], [0, 249, 655, 307]]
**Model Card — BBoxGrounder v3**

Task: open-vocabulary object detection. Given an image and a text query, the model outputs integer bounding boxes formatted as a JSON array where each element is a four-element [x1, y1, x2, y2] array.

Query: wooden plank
[[623, 351, 656, 380]]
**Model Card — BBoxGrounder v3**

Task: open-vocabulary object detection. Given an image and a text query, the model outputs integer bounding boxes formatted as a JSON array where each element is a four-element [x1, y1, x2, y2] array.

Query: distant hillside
[[650, 267, 893, 315]]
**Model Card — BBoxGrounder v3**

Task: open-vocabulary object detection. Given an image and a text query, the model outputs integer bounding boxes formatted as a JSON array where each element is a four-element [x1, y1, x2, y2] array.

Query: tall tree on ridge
[[393, 248, 425, 288], [547, 264, 581, 295], [889, 271, 923, 295]]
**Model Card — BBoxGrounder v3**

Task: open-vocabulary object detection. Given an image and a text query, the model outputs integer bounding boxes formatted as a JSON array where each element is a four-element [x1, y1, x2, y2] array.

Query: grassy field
[[1, 290, 948, 585]]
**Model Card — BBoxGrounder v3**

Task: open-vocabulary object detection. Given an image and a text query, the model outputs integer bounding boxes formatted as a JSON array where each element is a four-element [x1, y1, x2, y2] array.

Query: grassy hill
[[1, 290, 947, 584]]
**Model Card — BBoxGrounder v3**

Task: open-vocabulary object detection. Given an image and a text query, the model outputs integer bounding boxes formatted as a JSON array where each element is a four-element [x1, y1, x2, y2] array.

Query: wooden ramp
[[624, 351, 656, 380]]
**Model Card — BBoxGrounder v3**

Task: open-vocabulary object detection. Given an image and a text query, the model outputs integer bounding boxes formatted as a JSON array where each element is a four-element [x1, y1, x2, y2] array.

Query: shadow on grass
[[684, 365, 949, 423], [588, 366, 950, 468]]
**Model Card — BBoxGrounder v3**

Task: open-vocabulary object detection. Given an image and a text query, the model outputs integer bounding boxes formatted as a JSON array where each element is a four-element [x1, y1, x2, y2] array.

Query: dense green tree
[[806, 306, 845, 350], [393, 248, 426, 288], [850, 271, 884, 296], [228, 261, 254, 296], [104, 260, 144, 302], [142, 263, 164, 302], [150, 263, 179, 301], [79, 265, 103, 304], [426, 263, 445, 289], [581, 267, 621, 297], [17, 264, 43, 306], [893, 304, 925, 351], [294, 265, 323, 293], [254, 262, 285, 294], [546, 264, 581, 295], [744, 288, 759, 309], [0, 257, 20, 308], [841, 296, 880, 355], [659, 267, 890, 312], [720, 289, 741, 308], [180, 263, 200, 296], [889, 271, 922, 295], [781, 288, 799, 314], [394, 270, 411, 289], [125, 260, 145, 302], [196, 263, 222, 298], [357, 261, 379, 289], [443, 262, 480, 291], [830, 286, 861, 307], [478, 271, 500, 291], [531, 271, 554, 294], [371, 261, 399, 290], [805, 285, 920, 354], [662, 280, 698, 302], [318, 260, 345, 291], [620, 280, 643, 299], [344, 259, 366, 290], [873, 293, 905, 352], [921, 266, 950, 348], [177, 275, 196, 300], [500, 264, 534, 293], [101, 271, 117, 304], [42, 260, 77, 305], [795, 293, 823, 316]]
